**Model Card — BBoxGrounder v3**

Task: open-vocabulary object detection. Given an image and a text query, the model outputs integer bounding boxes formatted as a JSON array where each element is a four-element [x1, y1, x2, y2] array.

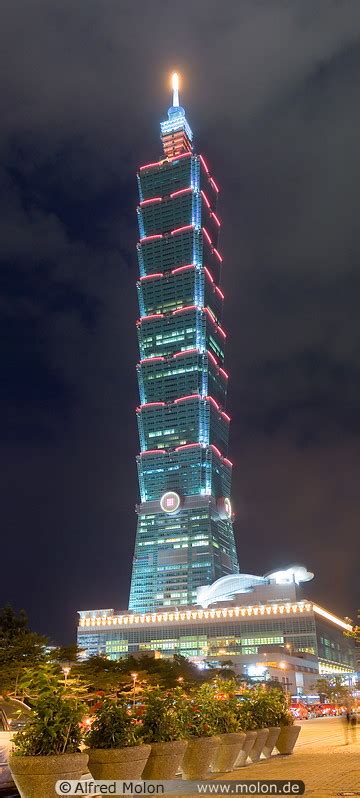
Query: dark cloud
[[1, 0, 359, 640]]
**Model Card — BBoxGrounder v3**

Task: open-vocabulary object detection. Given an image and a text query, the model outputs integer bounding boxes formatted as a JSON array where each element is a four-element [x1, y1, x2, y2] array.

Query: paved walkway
[[227, 717, 360, 797]]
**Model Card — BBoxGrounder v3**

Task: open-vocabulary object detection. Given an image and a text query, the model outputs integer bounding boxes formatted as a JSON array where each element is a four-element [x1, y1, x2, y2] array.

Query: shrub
[[87, 698, 137, 749], [185, 683, 237, 738], [140, 687, 188, 743], [14, 696, 84, 756], [236, 687, 294, 730]]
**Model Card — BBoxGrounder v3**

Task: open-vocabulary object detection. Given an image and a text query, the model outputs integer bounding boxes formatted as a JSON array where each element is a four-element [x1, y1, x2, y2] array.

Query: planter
[[248, 729, 269, 763], [212, 732, 246, 773], [9, 752, 88, 798], [234, 730, 257, 768], [87, 745, 151, 780], [142, 740, 188, 779], [262, 727, 280, 759], [181, 736, 220, 779], [276, 725, 301, 755]]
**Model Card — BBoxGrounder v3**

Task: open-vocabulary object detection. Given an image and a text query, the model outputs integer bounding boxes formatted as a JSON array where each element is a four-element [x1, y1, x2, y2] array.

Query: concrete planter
[[181, 736, 220, 779], [142, 740, 188, 779], [248, 729, 269, 763], [262, 727, 280, 759], [9, 752, 88, 798], [212, 732, 246, 773], [276, 725, 301, 755], [234, 730, 257, 768], [87, 744, 151, 780]]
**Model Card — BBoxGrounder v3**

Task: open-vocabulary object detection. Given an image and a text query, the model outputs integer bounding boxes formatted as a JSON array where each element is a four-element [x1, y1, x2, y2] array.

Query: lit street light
[[131, 672, 138, 707], [62, 666, 71, 686]]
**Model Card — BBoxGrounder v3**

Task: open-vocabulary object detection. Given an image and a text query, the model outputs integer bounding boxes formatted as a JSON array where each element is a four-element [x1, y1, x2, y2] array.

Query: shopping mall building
[[77, 566, 357, 695]]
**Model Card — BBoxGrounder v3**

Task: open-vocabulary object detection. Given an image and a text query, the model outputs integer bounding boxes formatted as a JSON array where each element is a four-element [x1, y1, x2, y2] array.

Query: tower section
[[129, 77, 239, 613]]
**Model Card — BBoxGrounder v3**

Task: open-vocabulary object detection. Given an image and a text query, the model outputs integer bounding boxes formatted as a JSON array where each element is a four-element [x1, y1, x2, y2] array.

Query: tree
[[313, 676, 351, 705], [0, 605, 48, 696], [346, 611, 360, 644]]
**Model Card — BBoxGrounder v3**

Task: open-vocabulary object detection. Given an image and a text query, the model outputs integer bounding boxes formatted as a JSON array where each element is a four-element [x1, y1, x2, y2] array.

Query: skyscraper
[[129, 75, 239, 613]]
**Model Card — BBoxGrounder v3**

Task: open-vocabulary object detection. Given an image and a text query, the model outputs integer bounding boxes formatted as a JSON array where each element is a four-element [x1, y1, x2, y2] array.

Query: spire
[[160, 71, 193, 158], [172, 72, 180, 108]]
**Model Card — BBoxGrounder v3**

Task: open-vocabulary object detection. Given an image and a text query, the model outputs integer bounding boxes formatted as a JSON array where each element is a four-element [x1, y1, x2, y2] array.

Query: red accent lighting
[[140, 402, 166, 409], [139, 160, 163, 171], [173, 348, 199, 358], [140, 197, 162, 206], [169, 152, 192, 162], [207, 350, 218, 366], [140, 234, 163, 243], [139, 313, 164, 322], [210, 177, 219, 193], [219, 367, 228, 379], [221, 412, 231, 422], [170, 188, 192, 198], [211, 212, 221, 227], [172, 305, 197, 315], [206, 396, 220, 411], [213, 248, 223, 262], [139, 273, 164, 281], [201, 190, 211, 209], [175, 442, 202, 452], [215, 285, 224, 300], [174, 394, 201, 404], [204, 307, 226, 337], [140, 356, 165, 364], [171, 264, 195, 274], [171, 224, 194, 235], [202, 227, 212, 246], [223, 457, 233, 467], [210, 444, 222, 458], [199, 155, 210, 175], [204, 267, 214, 284], [140, 449, 166, 456]]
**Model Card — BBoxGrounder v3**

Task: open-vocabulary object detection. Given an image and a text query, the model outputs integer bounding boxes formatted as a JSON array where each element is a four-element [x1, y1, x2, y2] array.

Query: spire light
[[172, 72, 180, 107]]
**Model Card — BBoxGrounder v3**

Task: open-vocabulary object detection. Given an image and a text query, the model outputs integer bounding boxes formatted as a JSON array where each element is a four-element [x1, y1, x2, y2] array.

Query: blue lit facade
[[128, 85, 239, 613]]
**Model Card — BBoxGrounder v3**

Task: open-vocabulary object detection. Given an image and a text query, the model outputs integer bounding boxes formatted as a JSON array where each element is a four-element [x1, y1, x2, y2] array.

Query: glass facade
[[129, 86, 239, 612], [78, 603, 356, 673]]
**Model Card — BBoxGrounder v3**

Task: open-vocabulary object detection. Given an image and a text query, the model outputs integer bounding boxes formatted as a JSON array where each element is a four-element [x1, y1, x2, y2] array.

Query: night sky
[[2, 1, 360, 645]]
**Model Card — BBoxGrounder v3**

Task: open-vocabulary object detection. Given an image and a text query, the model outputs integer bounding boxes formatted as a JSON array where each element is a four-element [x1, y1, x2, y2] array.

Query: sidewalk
[[226, 735, 360, 796]]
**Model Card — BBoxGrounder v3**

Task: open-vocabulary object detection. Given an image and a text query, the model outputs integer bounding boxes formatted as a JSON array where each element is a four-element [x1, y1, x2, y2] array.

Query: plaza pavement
[[226, 716, 360, 797]]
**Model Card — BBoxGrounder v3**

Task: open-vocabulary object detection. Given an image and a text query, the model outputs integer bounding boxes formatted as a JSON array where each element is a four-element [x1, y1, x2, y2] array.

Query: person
[[343, 708, 357, 744], [350, 710, 357, 743]]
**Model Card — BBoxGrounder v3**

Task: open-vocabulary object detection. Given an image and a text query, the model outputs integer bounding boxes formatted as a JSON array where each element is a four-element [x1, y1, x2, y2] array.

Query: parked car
[[320, 703, 338, 716], [0, 698, 32, 793], [290, 703, 308, 720]]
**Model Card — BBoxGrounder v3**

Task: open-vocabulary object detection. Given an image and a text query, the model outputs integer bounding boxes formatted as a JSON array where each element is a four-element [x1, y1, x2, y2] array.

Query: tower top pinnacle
[[160, 71, 193, 157]]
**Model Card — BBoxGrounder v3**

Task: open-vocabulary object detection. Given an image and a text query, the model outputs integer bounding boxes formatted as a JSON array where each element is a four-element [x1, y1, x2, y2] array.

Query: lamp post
[[131, 672, 138, 707], [62, 666, 71, 686], [279, 662, 292, 701]]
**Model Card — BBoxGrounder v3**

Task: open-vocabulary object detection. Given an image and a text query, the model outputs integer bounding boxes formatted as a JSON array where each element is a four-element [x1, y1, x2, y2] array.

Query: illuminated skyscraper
[[129, 75, 239, 613]]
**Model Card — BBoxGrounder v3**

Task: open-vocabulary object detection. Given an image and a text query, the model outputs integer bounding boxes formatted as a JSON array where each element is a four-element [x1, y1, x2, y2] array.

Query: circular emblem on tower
[[217, 497, 232, 519], [160, 491, 181, 514]]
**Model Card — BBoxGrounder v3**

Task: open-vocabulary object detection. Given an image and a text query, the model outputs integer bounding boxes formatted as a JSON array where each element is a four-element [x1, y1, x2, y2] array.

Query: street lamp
[[131, 672, 138, 707], [62, 666, 71, 686], [278, 662, 292, 699]]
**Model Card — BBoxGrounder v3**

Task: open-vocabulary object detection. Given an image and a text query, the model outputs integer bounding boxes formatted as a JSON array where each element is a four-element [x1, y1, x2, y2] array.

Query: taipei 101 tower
[[129, 74, 239, 613]]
